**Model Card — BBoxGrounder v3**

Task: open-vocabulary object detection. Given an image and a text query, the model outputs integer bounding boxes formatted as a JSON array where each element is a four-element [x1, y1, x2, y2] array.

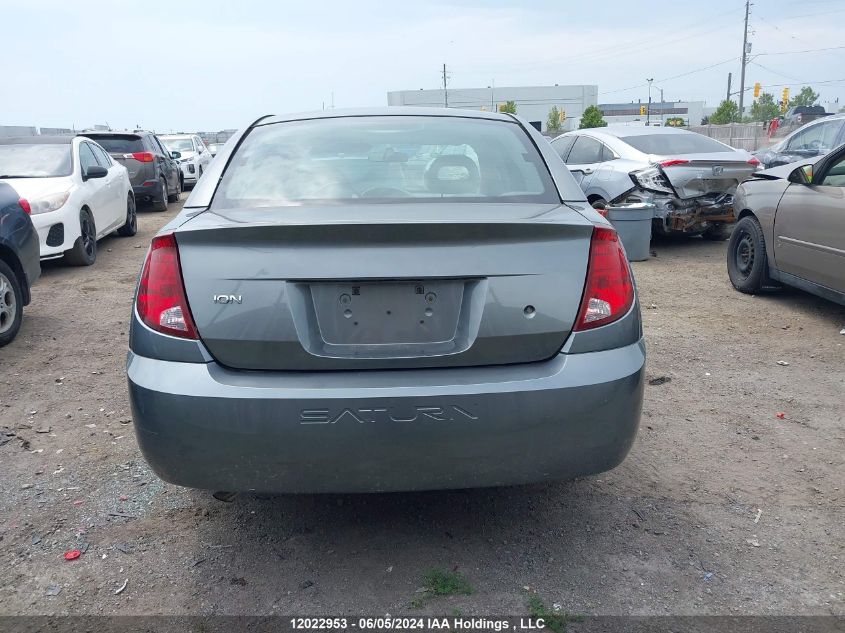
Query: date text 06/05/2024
[[290, 617, 550, 631]]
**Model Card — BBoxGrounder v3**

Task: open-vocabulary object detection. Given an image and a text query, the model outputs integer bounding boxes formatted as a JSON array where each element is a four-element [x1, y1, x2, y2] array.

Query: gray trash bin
[[605, 203, 654, 262]]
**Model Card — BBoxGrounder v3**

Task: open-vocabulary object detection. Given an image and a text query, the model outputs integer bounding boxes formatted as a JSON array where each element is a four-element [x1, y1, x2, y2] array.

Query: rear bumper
[[132, 180, 163, 200], [651, 192, 735, 234], [127, 341, 645, 493]]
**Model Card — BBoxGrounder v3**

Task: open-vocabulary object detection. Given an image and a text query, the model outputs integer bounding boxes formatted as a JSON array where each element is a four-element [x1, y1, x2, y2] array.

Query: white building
[[598, 101, 707, 126], [387, 85, 598, 133]]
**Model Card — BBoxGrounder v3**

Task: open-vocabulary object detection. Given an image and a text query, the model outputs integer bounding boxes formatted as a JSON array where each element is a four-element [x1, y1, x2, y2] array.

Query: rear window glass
[[86, 136, 144, 153], [212, 116, 558, 208], [0, 144, 72, 177], [619, 133, 733, 155]]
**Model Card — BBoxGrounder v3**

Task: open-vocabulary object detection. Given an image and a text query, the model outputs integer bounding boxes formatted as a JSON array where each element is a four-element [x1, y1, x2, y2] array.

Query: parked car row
[[548, 119, 844, 306], [0, 128, 212, 346], [158, 134, 213, 189]]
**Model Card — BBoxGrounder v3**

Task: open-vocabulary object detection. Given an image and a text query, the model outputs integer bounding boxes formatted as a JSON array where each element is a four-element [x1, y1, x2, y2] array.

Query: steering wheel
[[359, 187, 410, 198]]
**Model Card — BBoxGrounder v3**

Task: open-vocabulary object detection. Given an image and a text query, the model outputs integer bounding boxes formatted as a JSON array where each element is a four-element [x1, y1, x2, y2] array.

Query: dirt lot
[[1, 198, 843, 617]]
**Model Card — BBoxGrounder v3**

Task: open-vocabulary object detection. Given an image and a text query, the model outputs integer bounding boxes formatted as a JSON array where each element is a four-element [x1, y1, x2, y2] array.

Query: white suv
[[159, 134, 213, 189]]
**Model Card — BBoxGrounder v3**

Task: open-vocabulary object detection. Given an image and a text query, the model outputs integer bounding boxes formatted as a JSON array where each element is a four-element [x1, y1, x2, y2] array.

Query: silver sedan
[[126, 108, 645, 494], [550, 126, 759, 239]]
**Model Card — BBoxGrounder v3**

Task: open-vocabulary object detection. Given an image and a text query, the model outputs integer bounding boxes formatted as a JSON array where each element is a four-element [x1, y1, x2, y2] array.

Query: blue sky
[[6, 0, 844, 131]]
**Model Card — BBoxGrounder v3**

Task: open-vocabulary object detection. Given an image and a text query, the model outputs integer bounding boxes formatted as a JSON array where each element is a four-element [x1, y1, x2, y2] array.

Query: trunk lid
[[175, 203, 593, 371], [654, 152, 757, 199]]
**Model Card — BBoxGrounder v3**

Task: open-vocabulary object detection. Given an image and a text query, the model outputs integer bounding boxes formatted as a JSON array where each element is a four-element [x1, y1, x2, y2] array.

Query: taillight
[[136, 234, 197, 339], [573, 227, 635, 331], [18, 198, 31, 214], [658, 159, 690, 168], [747, 157, 761, 167], [128, 152, 155, 163]]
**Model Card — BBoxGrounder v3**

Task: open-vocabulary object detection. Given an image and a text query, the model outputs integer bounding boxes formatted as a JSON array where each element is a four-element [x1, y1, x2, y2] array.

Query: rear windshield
[[620, 133, 734, 155], [212, 116, 558, 208], [86, 136, 144, 153], [0, 144, 72, 178]]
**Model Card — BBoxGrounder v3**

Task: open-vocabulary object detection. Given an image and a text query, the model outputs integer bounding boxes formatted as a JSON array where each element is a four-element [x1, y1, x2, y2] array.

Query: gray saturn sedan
[[127, 108, 645, 494]]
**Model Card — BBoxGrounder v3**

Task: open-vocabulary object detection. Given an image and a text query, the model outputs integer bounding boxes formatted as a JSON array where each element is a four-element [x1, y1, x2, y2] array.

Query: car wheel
[[152, 176, 168, 212], [702, 223, 730, 241], [590, 197, 607, 210], [0, 260, 23, 348], [727, 216, 768, 293], [168, 175, 181, 203], [117, 194, 137, 237], [64, 209, 97, 266]]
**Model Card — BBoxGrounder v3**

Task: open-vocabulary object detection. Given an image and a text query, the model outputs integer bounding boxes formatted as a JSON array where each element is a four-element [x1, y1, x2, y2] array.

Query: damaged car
[[550, 126, 760, 239]]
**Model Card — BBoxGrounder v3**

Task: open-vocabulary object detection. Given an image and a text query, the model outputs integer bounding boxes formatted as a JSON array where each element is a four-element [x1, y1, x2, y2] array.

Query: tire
[[0, 259, 23, 348], [152, 176, 168, 212], [64, 209, 97, 266], [702, 223, 730, 241], [727, 216, 769, 293], [117, 194, 137, 237], [168, 175, 181, 203], [590, 198, 607, 211]]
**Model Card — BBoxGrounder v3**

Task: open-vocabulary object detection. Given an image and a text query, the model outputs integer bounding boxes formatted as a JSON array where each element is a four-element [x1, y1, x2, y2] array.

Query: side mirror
[[788, 164, 813, 185], [170, 151, 181, 159], [83, 165, 108, 180]]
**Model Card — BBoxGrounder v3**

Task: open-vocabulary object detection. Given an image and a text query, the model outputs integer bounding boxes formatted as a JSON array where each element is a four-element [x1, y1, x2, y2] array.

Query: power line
[[455, 6, 744, 78], [756, 45, 845, 56], [749, 61, 803, 83], [598, 57, 738, 96]]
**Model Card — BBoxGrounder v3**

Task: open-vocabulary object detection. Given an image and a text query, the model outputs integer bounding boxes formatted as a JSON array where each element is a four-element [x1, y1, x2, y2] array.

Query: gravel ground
[[1, 198, 843, 617]]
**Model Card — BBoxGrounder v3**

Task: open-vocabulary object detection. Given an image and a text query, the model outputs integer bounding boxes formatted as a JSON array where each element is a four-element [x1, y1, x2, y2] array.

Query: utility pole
[[739, 0, 751, 117], [442, 63, 448, 108], [726, 72, 732, 102], [646, 78, 654, 125]]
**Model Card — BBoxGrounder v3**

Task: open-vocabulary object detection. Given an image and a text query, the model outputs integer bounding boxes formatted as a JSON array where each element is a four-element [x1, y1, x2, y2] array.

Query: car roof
[[258, 107, 516, 126], [599, 125, 697, 137], [77, 131, 143, 138], [0, 135, 74, 145], [159, 134, 195, 138]]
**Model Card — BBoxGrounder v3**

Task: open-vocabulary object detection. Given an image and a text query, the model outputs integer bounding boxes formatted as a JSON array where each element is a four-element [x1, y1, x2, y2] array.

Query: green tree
[[709, 99, 740, 124], [578, 105, 607, 129], [749, 92, 780, 122], [498, 101, 517, 114], [546, 106, 562, 133], [788, 86, 819, 108]]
